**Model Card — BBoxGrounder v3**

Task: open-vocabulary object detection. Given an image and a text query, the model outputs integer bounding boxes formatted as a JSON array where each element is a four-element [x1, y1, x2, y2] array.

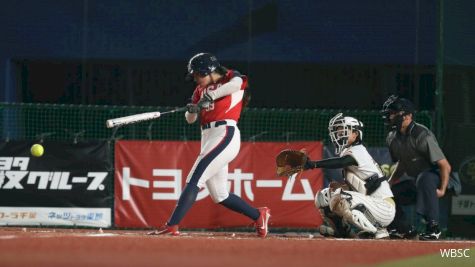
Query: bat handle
[[161, 106, 187, 115]]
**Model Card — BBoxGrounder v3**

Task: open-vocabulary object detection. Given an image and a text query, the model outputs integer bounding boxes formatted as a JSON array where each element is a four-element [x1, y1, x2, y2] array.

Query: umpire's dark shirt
[[386, 121, 446, 177]]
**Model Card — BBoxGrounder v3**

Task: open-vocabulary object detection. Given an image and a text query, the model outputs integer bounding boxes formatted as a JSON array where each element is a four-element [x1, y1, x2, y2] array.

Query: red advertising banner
[[115, 141, 324, 229]]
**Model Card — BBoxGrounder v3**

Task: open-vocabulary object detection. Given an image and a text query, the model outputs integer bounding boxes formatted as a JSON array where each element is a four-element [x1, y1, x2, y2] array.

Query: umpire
[[381, 95, 453, 240]]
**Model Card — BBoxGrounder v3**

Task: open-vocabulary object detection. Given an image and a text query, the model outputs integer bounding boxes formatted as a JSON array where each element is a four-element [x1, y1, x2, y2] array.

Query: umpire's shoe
[[419, 221, 441, 241], [388, 226, 418, 240], [147, 224, 180, 236], [255, 207, 271, 238]]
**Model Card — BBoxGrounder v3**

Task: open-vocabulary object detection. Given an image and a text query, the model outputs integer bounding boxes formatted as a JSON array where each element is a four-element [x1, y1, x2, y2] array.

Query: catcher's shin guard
[[329, 192, 377, 234], [349, 209, 377, 233], [329, 191, 353, 219]]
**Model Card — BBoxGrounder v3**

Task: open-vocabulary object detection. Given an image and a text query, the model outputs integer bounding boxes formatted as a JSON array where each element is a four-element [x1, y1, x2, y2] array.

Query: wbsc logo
[[440, 248, 471, 258]]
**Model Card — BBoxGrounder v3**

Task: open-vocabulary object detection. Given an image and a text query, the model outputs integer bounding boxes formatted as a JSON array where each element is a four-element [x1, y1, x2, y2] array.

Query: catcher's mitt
[[276, 149, 307, 177]]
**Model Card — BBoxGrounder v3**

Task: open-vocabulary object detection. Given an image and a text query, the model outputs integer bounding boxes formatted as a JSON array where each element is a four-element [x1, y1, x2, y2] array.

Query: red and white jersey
[[191, 69, 248, 125]]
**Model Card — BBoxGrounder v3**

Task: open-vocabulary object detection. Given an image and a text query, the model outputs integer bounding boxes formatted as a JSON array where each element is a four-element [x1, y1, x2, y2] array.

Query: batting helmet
[[186, 53, 221, 80]]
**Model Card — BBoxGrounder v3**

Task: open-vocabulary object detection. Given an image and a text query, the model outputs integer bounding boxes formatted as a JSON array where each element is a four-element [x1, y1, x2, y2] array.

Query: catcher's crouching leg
[[315, 188, 352, 238], [329, 191, 377, 234], [319, 207, 353, 238]]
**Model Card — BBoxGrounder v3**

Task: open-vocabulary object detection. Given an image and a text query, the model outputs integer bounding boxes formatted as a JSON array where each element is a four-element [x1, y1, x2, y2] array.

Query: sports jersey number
[[204, 87, 217, 111], [205, 102, 215, 111]]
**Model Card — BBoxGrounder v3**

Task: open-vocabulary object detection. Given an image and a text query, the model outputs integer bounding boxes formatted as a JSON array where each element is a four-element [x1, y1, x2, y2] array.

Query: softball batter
[[149, 53, 270, 237]]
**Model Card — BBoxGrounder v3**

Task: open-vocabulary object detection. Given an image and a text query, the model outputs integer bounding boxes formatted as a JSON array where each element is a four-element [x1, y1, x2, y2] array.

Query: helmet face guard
[[186, 53, 221, 81], [381, 95, 398, 127], [380, 95, 415, 131], [328, 113, 363, 154]]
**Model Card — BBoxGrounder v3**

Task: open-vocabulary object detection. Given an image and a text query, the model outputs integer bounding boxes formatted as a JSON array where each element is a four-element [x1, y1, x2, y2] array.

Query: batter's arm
[[205, 77, 243, 100]]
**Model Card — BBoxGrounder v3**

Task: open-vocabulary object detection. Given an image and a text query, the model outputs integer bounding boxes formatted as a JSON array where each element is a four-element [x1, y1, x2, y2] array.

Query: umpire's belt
[[201, 120, 236, 130]]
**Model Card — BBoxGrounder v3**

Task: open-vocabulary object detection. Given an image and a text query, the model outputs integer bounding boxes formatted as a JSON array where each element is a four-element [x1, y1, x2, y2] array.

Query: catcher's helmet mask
[[328, 113, 364, 154], [380, 95, 415, 130], [186, 53, 222, 81]]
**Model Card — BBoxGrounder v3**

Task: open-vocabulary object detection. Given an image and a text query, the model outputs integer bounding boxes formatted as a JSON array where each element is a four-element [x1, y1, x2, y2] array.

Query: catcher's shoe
[[147, 224, 180, 236], [356, 230, 375, 239], [374, 228, 389, 239], [319, 222, 353, 238], [255, 207, 271, 238], [319, 224, 336, 237]]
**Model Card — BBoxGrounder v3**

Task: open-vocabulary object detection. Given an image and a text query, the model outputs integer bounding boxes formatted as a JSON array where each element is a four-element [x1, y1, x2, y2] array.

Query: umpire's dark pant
[[389, 170, 440, 232]]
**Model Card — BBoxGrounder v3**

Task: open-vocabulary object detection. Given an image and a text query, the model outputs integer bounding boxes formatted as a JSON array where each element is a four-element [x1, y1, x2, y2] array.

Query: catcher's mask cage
[[328, 113, 363, 154], [186, 52, 221, 80], [315, 188, 331, 209], [380, 95, 415, 130]]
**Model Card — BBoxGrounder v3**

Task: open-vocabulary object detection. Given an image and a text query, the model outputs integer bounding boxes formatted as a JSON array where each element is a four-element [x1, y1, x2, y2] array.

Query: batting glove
[[197, 92, 213, 109], [186, 103, 200, 113]]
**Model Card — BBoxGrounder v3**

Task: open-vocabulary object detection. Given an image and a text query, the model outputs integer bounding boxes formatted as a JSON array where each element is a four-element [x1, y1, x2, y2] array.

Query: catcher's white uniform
[[315, 114, 395, 238], [316, 144, 395, 237]]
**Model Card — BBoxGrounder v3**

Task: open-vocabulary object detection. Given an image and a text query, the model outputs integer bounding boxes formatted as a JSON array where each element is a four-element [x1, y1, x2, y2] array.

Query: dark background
[[0, 0, 474, 169]]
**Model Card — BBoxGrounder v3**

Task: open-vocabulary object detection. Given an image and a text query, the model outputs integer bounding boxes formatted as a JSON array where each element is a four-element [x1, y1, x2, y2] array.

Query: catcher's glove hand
[[275, 149, 308, 177]]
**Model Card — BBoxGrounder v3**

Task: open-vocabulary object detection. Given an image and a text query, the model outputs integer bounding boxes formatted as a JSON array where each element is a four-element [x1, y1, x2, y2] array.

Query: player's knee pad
[[350, 209, 377, 233], [315, 188, 331, 209]]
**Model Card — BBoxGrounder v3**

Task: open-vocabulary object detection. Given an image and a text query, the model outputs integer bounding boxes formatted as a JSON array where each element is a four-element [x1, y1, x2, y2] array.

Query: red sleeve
[[191, 88, 200, 104], [240, 75, 248, 90]]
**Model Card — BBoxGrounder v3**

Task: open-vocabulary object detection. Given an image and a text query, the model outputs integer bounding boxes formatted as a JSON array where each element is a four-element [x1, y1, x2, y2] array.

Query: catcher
[[276, 113, 395, 239]]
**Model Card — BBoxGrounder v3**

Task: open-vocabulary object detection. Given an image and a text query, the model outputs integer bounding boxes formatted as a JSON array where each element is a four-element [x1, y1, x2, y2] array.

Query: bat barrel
[[105, 107, 186, 128], [106, 112, 161, 128]]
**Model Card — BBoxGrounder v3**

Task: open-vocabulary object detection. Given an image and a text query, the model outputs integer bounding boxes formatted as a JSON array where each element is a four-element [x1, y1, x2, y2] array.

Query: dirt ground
[[0, 227, 473, 267]]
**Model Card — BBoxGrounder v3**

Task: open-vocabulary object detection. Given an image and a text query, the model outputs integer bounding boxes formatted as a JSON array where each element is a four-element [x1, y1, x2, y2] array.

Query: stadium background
[[0, 0, 473, 238]]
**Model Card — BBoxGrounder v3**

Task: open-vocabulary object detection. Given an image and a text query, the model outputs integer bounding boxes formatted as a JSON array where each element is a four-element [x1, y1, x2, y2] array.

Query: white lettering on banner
[[1, 171, 28, 189], [0, 157, 108, 191], [452, 195, 475, 215], [122, 167, 149, 200], [87, 172, 108, 191], [227, 169, 254, 201], [0, 207, 111, 228], [256, 180, 282, 187], [120, 167, 315, 202], [152, 169, 182, 200], [282, 174, 314, 200], [0, 157, 29, 170]]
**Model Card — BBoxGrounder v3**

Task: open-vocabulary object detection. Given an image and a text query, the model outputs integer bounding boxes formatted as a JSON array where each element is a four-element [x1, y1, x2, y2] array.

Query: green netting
[[0, 103, 432, 146]]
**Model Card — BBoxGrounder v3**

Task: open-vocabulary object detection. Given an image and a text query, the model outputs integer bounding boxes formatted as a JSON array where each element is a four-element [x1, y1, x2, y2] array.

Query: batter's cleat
[[374, 228, 389, 239], [147, 224, 180, 236], [255, 207, 271, 238]]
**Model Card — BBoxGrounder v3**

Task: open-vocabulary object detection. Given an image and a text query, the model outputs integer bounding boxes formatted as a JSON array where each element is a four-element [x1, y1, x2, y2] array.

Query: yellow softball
[[30, 144, 44, 157]]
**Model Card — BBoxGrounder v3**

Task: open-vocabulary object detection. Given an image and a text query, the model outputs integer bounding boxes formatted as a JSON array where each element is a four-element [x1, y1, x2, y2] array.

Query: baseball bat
[[106, 106, 187, 128]]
